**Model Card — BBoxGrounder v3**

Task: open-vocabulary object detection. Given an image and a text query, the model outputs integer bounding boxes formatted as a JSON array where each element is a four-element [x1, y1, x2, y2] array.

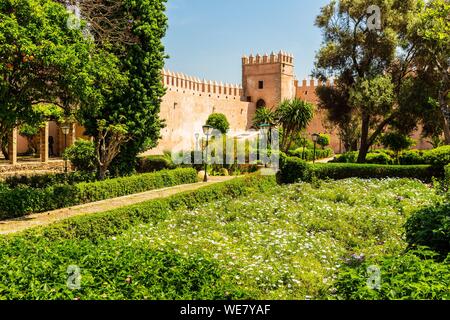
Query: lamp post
[[258, 123, 271, 168], [202, 125, 213, 182], [61, 125, 70, 173], [312, 133, 320, 164]]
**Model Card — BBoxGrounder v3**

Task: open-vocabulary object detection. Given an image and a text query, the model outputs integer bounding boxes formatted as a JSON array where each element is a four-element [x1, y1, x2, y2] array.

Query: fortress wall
[[295, 79, 342, 153], [147, 71, 253, 155]]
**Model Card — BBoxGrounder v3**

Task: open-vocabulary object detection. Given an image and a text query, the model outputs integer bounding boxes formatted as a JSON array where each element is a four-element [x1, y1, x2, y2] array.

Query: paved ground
[[310, 157, 336, 164], [0, 176, 235, 235]]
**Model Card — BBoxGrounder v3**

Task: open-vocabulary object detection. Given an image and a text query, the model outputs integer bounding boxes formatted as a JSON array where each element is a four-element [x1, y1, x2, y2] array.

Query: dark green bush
[[405, 203, 450, 257], [424, 146, 450, 168], [333, 151, 359, 163], [63, 139, 97, 173], [137, 155, 176, 173], [277, 156, 311, 184], [19, 174, 277, 242], [445, 164, 450, 191], [289, 147, 333, 161], [399, 150, 426, 165], [5, 171, 96, 188], [366, 152, 394, 165], [334, 249, 450, 300], [0, 168, 198, 220], [310, 163, 439, 182]]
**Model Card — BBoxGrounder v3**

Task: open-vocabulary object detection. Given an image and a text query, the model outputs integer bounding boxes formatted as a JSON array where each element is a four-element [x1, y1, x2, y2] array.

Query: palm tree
[[252, 107, 276, 128], [276, 98, 315, 152]]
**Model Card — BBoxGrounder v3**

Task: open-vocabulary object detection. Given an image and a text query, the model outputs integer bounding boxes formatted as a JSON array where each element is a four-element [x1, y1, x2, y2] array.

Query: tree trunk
[[439, 91, 450, 145], [0, 135, 9, 160], [357, 113, 370, 163]]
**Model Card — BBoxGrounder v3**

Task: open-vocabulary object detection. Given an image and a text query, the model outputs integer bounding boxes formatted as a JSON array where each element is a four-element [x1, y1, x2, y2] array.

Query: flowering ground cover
[[0, 178, 443, 300]]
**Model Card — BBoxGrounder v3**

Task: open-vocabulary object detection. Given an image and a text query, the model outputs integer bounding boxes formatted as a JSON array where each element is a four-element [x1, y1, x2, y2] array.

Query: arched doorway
[[256, 99, 266, 109]]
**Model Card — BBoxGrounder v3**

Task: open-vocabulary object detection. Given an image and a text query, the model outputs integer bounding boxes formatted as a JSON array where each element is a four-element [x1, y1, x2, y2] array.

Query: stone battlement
[[296, 78, 332, 91], [162, 69, 244, 98], [242, 51, 294, 66]]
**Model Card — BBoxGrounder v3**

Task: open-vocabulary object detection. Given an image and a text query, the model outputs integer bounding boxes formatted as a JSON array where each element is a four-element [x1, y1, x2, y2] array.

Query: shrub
[[366, 152, 394, 165], [333, 151, 359, 163], [289, 148, 333, 161], [63, 139, 97, 173], [381, 132, 415, 155], [206, 113, 230, 134], [334, 249, 450, 300], [137, 155, 176, 173], [0, 168, 199, 220], [310, 163, 439, 182], [399, 150, 426, 165], [317, 133, 331, 149], [445, 164, 450, 191], [277, 156, 311, 184], [5, 172, 96, 189], [424, 146, 450, 168], [405, 203, 450, 257]]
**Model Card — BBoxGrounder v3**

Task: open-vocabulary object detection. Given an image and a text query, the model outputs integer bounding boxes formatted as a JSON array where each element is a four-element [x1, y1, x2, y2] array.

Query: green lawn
[[0, 178, 444, 300]]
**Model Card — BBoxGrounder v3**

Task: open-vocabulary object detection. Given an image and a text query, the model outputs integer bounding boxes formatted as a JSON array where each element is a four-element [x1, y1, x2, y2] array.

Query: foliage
[[276, 99, 315, 152], [334, 249, 450, 300], [399, 150, 426, 165], [381, 132, 415, 163], [0, 168, 198, 219], [365, 152, 394, 165], [0, 0, 92, 159], [0, 177, 441, 299], [423, 146, 450, 169], [277, 156, 311, 184], [63, 140, 97, 173], [137, 155, 176, 173], [405, 203, 450, 257], [5, 172, 96, 189], [317, 134, 331, 149], [252, 107, 276, 128], [289, 148, 333, 162], [80, 0, 168, 177], [310, 163, 439, 182], [206, 113, 230, 134]]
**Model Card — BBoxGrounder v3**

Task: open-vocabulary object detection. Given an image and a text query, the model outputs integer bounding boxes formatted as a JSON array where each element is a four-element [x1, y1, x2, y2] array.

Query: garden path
[[0, 176, 235, 235]]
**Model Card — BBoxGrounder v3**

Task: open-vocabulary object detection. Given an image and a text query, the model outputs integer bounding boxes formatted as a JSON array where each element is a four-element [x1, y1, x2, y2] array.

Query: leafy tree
[[313, 0, 426, 163], [413, 0, 450, 143], [0, 0, 92, 159], [206, 113, 230, 134], [252, 107, 276, 128], [276, 99, 315, 152], [63, 139, 97, 173], [77, 0, 168, 178], [381, 132, 416, 163], [317, 134, 331, 150]]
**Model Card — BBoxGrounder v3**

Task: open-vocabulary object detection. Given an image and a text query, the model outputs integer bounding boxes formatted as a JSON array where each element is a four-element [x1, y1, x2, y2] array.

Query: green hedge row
[[137, 155, 176, 173], [445, 164, 450, 191], [12, 174, 277, 242], [0, 168, 198, 220], [277, 156, 441, 184], [288, 147, 333, 162], [4, 171, 96, 189]]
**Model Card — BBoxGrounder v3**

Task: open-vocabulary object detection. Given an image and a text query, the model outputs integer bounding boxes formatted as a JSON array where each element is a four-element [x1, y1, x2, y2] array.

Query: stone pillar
[[8, 127, 18, 165], [40, 122, 49, 163]]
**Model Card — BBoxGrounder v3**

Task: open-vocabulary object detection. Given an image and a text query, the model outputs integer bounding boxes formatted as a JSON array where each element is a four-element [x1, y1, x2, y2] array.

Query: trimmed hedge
[[278, 156, 441, 183], [4, 172, 96, 189], [12, 174, 277, 242], [310, 163, 439, 182], [0, 168, 198, 220], [289, 147, 333, 161], [445, 164, 450, 191], [405, 203, 450, 257]]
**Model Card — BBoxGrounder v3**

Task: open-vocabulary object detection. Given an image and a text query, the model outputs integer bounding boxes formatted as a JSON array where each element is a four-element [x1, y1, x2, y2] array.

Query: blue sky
[[164, 0, 330, 84]]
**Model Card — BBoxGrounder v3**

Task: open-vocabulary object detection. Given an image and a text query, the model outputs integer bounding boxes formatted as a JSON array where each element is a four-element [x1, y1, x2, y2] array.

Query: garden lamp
[[312, 133, 320, 164]]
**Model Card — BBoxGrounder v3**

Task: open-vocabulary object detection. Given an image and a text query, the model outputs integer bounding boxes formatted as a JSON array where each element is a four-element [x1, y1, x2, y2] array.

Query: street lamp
[[312, 133, 320, 164], [258, 123, 271, 168], [202, 125, 214, 182], [61, 124, 70, 173]]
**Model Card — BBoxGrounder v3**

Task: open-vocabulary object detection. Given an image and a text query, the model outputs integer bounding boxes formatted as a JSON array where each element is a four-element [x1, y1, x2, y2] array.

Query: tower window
[[258, 81, 264, 89], [247, 96, 252, 102]]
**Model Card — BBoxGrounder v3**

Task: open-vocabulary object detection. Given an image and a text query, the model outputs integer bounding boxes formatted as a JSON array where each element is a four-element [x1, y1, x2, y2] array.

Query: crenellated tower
[[242, 51, 295, 111]]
